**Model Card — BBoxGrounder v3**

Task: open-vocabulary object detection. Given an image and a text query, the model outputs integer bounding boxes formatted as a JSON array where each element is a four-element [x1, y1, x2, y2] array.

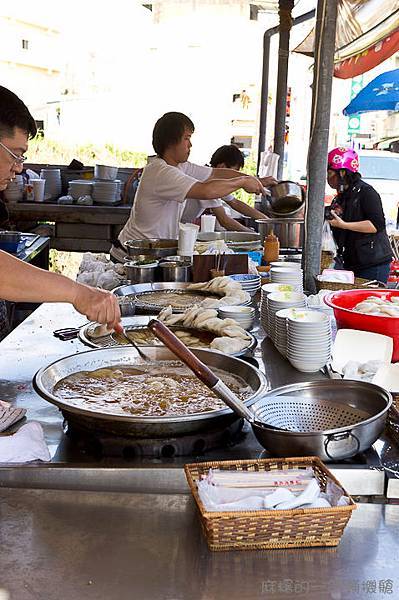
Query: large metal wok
[[33, 347, 269, 438]]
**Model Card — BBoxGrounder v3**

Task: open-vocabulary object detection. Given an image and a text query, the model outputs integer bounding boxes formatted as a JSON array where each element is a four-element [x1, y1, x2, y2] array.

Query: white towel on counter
[[0, 421, 51, 463]]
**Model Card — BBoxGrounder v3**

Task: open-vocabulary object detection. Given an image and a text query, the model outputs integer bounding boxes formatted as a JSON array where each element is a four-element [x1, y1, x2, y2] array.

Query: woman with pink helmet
[[325, 147, 392, 283]]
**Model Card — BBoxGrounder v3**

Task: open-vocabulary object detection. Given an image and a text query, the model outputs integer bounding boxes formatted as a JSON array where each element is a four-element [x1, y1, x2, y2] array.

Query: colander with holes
[[250, 380, 392, 461]]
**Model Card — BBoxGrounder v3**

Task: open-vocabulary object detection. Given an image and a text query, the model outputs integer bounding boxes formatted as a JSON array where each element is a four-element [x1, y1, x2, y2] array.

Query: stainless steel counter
[[0, 488, 397, 600], [1, 304, 399, 599]]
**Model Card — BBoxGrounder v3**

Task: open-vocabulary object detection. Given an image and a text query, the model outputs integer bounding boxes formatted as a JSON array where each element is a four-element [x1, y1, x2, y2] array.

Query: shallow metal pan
[[78, 316, 257, 358]]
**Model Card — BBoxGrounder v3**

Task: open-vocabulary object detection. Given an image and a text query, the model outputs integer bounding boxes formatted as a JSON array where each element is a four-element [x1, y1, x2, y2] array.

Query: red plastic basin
[[324, 289, 399, 362]]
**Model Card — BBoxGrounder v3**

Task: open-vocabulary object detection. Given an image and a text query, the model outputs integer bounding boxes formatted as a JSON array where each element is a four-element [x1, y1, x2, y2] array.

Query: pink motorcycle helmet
[[328, 147, 359, 173]]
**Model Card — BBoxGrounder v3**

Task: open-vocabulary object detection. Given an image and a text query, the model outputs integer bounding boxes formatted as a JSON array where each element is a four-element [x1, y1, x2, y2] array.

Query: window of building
[[22, 39, 29, 50]]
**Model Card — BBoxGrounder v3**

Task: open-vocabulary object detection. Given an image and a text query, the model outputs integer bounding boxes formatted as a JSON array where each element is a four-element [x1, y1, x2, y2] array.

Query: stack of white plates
[[40, 169, 62, 200], [274, 307, 301, 356], [4, 175, 24, 202], [270, 264, 303, 292], [265, 291, 307, 341], [229, 274, 261, 297], [286, 310, 332, 373], [68, 180, 93, 200], [92, 180, 121, 204], [218, 305, 255, 331]]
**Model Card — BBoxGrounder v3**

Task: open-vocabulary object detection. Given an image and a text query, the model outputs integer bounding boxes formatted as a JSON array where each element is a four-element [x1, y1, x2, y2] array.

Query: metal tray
[[78, 316, 257, 358], [112, 282, 251, 312]]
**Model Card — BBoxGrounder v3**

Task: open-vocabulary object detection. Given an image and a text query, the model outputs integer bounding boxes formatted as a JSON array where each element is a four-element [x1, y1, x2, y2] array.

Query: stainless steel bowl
[[159, 261, 191, 282], [33, 346, 269, 437], [94, 164, 118, 180], [125, 261, 158, 284], [124, 238, 178, 258], [268, 181, 304, 214]]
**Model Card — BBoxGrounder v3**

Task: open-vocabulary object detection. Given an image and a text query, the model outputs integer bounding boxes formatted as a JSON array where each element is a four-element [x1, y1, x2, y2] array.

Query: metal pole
[[257, 24, 279, 173], [304, 0, 339, 293], [273, 0, 294, 180], [257, 10, 315, 173]]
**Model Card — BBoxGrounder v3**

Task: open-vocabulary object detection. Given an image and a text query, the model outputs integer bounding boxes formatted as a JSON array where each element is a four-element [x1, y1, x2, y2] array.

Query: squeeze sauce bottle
[[263, 231, 280, 264]]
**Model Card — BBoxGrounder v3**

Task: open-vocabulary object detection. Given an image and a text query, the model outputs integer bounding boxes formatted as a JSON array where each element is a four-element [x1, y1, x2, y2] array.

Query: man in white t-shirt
[[181, 144, 268, 231], [110, 113, 275, 261]]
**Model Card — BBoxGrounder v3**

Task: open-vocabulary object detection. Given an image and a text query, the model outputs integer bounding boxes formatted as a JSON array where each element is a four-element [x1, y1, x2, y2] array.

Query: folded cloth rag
[[0, 421, 51, 463], [0, 404, 26, 433]]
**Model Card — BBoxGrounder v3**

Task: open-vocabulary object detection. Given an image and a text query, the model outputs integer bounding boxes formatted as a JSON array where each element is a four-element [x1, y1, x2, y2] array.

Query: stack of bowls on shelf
[[229, 274, 261, 298], [218, 305, 255, 331], [264, 291, 307, 340], [3, 175, 24, 202], [40, 168, 62, 200], [286, 310, 332, 373], [92, 180, 121, 204], [270, 262, 303, 292], [68, 180, 93, 200], [274, 307, 301, 356]]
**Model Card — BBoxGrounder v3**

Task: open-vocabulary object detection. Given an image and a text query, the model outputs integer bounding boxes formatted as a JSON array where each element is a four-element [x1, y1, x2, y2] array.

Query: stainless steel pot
[[124, 238, 178, 258], [159, 260, 191, 282], [33, 346, 269, 438], [125, 261, 158, 284], [268, 181, 304, 214], [256, 218, 304, 249], [250, 380, 392, 461]]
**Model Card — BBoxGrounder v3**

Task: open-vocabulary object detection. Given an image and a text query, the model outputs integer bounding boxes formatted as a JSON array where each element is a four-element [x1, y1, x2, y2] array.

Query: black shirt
[[331, 179, 392, 270]]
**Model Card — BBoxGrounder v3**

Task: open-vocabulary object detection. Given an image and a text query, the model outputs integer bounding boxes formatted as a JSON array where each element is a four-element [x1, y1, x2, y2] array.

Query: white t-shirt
[[111, 158, 212, 260], [181, 197, 222, 223]]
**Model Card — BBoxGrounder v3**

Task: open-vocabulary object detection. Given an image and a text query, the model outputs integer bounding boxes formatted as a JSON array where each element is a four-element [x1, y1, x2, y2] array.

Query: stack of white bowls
[[260, 283, 296, 333], [4, 175, 24, 202], [274, 307, 301, 356], [68, 180, 93, 200], [92, 180, 121, 204], [265, 291, 307, 340], [270, 262, 303, 292], [40, 168, 62, 200], [286, 310, 332, 373], [218, 305, 255, 331], [229, 274, 261, 297]]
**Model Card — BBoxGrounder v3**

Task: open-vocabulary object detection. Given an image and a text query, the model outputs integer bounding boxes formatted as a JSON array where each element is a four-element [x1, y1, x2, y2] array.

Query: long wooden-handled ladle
[[147, 318, 282, 429]]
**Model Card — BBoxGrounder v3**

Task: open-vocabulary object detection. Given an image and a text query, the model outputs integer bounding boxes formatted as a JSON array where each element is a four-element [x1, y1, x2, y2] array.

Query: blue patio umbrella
[[343, 68, 399, 116]]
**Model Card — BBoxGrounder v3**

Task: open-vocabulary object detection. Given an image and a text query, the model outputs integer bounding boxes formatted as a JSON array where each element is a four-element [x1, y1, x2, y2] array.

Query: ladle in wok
[[147, 319, 282, 432]]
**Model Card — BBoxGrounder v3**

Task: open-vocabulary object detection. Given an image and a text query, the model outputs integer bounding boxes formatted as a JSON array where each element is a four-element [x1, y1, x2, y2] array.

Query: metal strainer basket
[[253, 396, 370, 433], [250, 380, 392, 461]]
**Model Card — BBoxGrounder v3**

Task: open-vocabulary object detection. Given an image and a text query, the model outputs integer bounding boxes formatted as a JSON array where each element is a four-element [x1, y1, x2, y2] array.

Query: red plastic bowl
[[324, 289, 399, 362]]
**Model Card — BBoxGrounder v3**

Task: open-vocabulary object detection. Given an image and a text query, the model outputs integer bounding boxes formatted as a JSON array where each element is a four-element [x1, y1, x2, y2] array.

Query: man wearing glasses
[[0, 85, 122, 336]]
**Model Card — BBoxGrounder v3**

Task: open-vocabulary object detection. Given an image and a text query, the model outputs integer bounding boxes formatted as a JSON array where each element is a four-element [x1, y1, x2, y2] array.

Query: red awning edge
[[334, 29, 399, 79]]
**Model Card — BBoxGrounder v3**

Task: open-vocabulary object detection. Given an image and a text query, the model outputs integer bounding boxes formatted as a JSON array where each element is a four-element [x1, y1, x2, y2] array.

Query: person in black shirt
[[326, 147, 392, 283]]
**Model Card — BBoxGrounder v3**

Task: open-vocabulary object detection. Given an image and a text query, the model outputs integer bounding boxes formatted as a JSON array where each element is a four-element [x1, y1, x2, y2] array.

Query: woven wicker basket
[[314, 275, 382, 292], [184, 456, 356, 551]]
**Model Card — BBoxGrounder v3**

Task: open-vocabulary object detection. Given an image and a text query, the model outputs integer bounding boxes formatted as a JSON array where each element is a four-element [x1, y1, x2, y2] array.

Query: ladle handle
[[148, 319, 255, 422], [148, 319, 219, 387]]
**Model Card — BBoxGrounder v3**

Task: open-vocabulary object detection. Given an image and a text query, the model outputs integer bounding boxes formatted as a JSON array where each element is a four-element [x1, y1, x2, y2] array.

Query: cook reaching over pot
[[110, 113, 276, 262], [0, 85, 122, 337], [325, 147, 392, 283], [181, 144, 268, 231]]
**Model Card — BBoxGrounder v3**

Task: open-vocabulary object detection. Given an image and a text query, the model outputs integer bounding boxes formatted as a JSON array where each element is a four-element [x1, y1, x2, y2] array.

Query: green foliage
[[26, 137, 147, 168], [233, 156, 257, 206]]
